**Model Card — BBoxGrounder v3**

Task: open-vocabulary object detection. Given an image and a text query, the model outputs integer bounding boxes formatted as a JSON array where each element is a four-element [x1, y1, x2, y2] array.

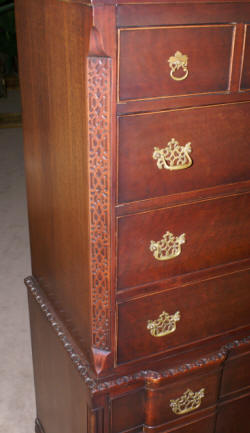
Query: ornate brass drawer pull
[[170, 388, 205, 415], [147, 311, 180, 337], [150, 231, 186, 261], [153, 138, 192, 171], [168, 51, 189, 81]]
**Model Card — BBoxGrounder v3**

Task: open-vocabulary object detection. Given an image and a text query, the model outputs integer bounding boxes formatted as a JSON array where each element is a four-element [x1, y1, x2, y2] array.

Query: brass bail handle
[[170, 388, 205, 415], [153, 138, 192, 171], [150, 231, 186, 261], [168, 51, 189, 82], [147, 311, 181, 337]]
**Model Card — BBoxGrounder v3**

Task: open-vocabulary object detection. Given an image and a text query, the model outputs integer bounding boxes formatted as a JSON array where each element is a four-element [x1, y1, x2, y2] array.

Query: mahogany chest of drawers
[[15, 0, 250, 432]]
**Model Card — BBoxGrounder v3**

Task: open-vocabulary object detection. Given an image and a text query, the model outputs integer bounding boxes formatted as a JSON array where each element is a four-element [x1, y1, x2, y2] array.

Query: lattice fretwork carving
[[87, 56, 112, 351]]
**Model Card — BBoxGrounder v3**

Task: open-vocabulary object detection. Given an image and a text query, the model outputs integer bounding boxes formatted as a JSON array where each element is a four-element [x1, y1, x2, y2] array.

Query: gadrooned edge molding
[[25, 276, 97, 392], [25, 275, 250, 394]]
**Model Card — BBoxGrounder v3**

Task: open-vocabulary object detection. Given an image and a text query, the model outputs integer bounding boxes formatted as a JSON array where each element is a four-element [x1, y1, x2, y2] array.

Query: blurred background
[[0, 0, 21, 125], [0, 0, 18, 95]]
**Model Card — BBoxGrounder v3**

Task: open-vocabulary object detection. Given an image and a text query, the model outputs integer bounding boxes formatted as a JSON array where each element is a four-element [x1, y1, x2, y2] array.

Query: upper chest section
[[112, 1, 250, 114]]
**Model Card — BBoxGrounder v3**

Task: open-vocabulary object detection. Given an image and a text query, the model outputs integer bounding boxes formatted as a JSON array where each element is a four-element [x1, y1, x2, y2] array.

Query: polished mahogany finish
[[216, 394, 250, 433], [15, 0, 93, 359], [118, 103, 250, 203], [15, 0, 250, 431], [118, 194, 250, 289], [119, 25, 233, 101], [117, 269, 250, 363], [144, 367, 220, 428], [220, 349, 250, 397], [117, 4, 250, 27]]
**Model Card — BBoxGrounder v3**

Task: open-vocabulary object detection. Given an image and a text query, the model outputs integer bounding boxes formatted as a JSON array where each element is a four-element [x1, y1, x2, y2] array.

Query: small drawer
[[117, 270, 250, 363], [118, 25, 234, 102], [118, 102, 250, 204], [110, 377, 216, 433], [241, 25, 250, 90], [117, 194, 250, 290], [111, 389, 145, 433], [221, 350, 250, 398], [145, 367, 220, 429]]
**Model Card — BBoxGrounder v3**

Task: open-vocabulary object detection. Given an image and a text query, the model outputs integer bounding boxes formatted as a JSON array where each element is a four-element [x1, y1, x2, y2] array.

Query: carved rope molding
[[87, 56, 112, 351], [26, 275, 250, 395]]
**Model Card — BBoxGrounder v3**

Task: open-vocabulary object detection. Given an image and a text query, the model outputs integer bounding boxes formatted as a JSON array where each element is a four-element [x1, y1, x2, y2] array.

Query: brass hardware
[[147, 311, 180, 337], [153, 138, 192, 171], [168, 51, 189, 81], [150, 231, 186, 261], [170, 388, 205, 415]]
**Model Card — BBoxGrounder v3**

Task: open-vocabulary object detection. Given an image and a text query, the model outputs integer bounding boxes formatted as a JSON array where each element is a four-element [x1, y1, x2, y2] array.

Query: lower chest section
[[110, 344, 250, 433]]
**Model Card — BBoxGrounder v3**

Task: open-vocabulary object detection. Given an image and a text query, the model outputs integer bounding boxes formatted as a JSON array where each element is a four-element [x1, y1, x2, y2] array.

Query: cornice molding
[[25, 276, 250, 395]]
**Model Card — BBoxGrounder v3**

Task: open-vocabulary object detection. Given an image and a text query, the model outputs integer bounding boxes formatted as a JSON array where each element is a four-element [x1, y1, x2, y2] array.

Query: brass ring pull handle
[[153, 138, 192, 171], [150, 231, 186, 261], [147, 311, 180, 337], [170, 388, 205, 415], [168, 51, 189, 81]]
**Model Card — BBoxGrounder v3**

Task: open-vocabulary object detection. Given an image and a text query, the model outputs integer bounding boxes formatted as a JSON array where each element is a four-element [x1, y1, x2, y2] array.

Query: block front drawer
[[118, 103, 250, 204], [117, 194, 250, 290], [118, 25, 234, 101], [216, 394, 250, 433], [110, 372, 217, 433], [144, 367, 220, 429], [117, 270, 250, 363]]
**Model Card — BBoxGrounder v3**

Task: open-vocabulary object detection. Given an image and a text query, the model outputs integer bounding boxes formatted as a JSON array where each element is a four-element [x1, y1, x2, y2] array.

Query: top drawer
[[118, 25, 234, 102]]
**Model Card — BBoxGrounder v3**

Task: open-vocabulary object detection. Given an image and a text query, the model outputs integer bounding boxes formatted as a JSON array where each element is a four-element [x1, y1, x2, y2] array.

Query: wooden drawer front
[[241, 25, 250, 90], [117, 4, 250, 28], [145, 369, 219, 428], [110, 387, 215, 433], [117, 194, 250, 290], [117, 270, 250, 363], [111, 389, 145, 433], [162, 414, 216, 433], [118, 25, 234, 102], [221, 351, 250, 397], [118, 103, 250, 204], [216, 393, 250, 433]]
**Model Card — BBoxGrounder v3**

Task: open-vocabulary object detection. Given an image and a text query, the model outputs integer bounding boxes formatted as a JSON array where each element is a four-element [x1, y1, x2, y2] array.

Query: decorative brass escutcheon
[[170, 388, 205, 415], [168, 51, 189, 81], [150, 231, 186, 261], [147, 311, 180, 337], [153, 138, 192, 171]]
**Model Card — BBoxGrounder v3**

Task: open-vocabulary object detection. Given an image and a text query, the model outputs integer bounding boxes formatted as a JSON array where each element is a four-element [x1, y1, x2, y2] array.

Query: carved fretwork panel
[[87, 56, 112, 351]]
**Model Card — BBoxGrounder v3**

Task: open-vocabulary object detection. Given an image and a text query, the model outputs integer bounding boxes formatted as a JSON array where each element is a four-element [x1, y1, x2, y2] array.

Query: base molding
[[28, 275, 250, 433]]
